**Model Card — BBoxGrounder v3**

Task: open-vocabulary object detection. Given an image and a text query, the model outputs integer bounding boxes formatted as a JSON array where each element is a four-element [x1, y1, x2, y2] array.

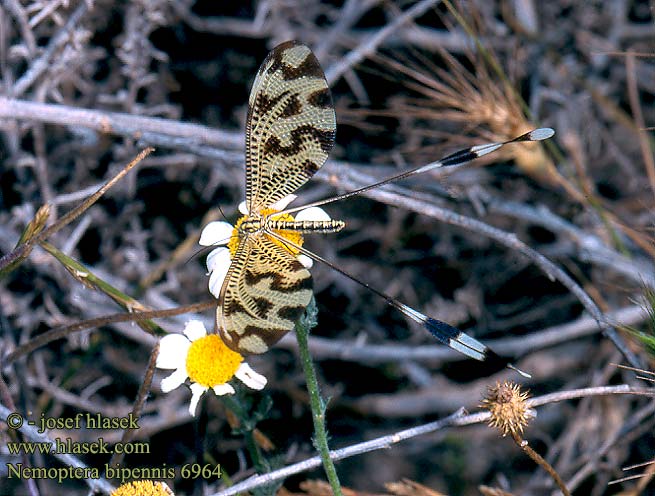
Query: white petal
[[298, 254, 313, 268], [183, 320, 208, 341], [189, 383, 209, 416], [212, 383, 236, 396], [161, 368, 188, 393], [238, 201, 248, 214], [235, 363, 267, 390], [295, 206, 331, 222], [156, 334, 191, 369], [206, 246, 231, 273], [208, 260, 230, 298], [270, 194, 297, 211], [199, 221, 233, 247]]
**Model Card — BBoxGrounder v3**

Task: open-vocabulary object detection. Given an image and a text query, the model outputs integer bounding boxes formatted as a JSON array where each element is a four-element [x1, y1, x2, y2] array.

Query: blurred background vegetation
[[1, 1, 654, 495]]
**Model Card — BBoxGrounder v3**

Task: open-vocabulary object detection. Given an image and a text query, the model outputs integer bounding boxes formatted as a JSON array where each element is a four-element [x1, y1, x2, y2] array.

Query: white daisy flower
[[156, 320, 267, 416], [199, 194, 330, 298]]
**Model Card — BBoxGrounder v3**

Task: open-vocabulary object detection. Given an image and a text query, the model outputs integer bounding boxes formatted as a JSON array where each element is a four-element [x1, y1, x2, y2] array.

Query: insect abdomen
[[269, 219, 345, 233]]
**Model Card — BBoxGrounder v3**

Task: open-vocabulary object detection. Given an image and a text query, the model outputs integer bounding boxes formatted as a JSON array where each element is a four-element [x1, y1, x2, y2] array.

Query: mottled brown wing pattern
[[218, 234, 313, 355], [245, 40, 336, 213], [216, 41, 335, 354]]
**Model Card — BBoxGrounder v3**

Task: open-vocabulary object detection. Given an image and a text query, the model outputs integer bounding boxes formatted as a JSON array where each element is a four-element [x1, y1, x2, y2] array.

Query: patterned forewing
[[245, 41, 336, 212], [218, 234, 313, 354]]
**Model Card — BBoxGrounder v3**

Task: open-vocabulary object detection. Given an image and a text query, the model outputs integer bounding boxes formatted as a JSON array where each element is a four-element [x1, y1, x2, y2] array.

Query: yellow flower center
[[227, 209, 304, 257], [111, 480, 173, 496], [185, 335, 243, 387]]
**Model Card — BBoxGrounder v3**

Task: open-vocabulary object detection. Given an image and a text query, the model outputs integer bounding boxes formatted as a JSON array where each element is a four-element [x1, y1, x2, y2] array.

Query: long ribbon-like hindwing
[[216, 41, 553, 376]]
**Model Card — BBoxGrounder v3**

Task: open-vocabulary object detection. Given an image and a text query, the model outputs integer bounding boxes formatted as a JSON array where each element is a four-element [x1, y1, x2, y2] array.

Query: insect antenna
[[191, 237, 232, 263], [216, 203, 231, 223], [188, 205, 234, 264], [266, 230, 530, 377], [279, 128, 554, 216]]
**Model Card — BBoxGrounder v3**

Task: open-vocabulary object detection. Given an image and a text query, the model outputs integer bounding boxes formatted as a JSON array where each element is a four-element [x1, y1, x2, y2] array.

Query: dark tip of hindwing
[[423, 317, 486, 361], [481, 349, 531, 378], [424, 317, 529, 376]]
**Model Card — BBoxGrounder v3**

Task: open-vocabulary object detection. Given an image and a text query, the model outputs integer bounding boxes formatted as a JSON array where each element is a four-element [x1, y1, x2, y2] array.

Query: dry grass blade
[[385, 479, 447, 496]]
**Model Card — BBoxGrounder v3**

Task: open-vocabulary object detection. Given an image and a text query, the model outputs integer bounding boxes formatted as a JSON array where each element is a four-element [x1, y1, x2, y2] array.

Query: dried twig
[[12, 1, 90, 97], [324, 0, 440, 84], [625, 51, 655, 200], [0, 97, 242, 150], [213, 385, 651, 496]]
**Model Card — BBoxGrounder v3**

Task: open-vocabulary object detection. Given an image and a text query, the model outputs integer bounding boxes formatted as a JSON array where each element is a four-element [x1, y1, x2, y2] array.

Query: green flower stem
[[220, 395, 266, 473], [40, 241, 159, 334], [295, 298, 342, 496], [245, 430, 266, 473]]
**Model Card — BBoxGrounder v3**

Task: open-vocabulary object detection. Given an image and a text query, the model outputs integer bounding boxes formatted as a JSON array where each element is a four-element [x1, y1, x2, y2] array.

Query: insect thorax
[[238, 215, 267, 234], [233, 211, 345, 257]]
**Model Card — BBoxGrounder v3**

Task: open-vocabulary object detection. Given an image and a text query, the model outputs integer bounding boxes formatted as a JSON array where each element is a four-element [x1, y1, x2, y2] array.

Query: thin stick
[[486, 197, 655, 289], [39, 147, 153, 242], [510, 431, 571, 496], [12, 1, 91, 97], [3, 0, 36, 55], [0, 148, 154, 275], [625, 51, 655, 200], [211, 385, 650, 496], [3, 301, 214, 365], [106, 343, 159, 472], [325, 0, 440, 84], [0, 97, 241, 149]]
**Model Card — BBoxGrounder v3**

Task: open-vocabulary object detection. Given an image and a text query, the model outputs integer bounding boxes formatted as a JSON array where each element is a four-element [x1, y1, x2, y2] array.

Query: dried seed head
[[480, 381, 531, 436]]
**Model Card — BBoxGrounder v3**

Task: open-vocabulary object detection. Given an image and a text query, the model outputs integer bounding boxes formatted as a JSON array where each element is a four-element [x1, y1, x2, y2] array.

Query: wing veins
[[245, 41, 336, 213]]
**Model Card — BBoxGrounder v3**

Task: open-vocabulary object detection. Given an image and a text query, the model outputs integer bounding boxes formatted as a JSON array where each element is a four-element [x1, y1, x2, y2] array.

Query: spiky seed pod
[[480, 381, 531, 436]]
